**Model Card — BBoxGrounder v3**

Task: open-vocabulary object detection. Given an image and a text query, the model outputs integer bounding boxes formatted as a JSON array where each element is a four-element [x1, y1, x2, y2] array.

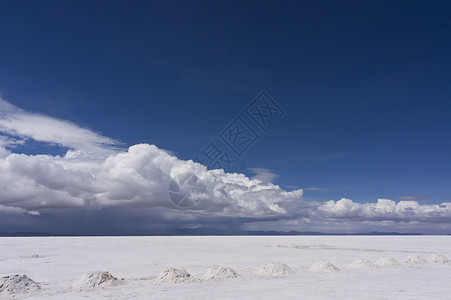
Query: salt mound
[[257, 262, 295, 276], [0, 275, 41, 295], [274, 243, 298, 248], [308, 260, 340, 272], [404, 255, 428, 265], [20, 254, 40, 259], [346, 259, 377, 269], [155, 268, 195, 283], [427, 253, 450, 264], [204, 266, 239, 280], [375, 257, 401, 267], [71, 271, 121, 291]]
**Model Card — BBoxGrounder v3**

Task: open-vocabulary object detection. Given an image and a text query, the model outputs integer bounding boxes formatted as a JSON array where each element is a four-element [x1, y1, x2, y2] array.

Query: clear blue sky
[[0, 1, 450, 234]]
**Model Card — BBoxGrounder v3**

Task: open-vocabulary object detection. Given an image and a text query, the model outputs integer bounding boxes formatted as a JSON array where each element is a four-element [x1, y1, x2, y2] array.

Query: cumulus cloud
[[0, 144, 303, 217], [318, 198, 451, 222]]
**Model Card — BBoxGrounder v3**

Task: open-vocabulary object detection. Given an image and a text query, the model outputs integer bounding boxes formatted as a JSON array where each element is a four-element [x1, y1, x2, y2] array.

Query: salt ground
[[0, 236, 451, 299]]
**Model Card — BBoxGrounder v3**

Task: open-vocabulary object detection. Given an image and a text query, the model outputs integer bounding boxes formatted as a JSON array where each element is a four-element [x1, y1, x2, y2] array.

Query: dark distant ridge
[[171, 228, 425, 236], [0, 228, 430, 236]]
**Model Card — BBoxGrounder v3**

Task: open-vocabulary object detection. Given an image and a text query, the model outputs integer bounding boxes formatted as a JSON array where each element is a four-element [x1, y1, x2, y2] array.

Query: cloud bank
[[0, 98, 302, 220], [0, 98, 450, 234], [318, 198, 451, 222]]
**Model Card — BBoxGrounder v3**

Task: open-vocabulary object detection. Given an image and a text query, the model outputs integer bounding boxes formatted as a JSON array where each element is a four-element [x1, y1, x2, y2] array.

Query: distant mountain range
[[0, 227, 429, 236]]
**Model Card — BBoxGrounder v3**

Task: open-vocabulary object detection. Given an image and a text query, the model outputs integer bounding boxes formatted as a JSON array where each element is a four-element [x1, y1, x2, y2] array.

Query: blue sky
[[0, 1, 450, 234]]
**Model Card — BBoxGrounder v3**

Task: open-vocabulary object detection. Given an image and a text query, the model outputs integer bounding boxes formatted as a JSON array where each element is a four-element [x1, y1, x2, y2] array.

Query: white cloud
[[399, 195, 430, 202], [0, 99, 119, 157], [249, 167, 279, 185], [318, 198, 451, 221], [0, 204, 39, 216], [304, 187, 328, 191]]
